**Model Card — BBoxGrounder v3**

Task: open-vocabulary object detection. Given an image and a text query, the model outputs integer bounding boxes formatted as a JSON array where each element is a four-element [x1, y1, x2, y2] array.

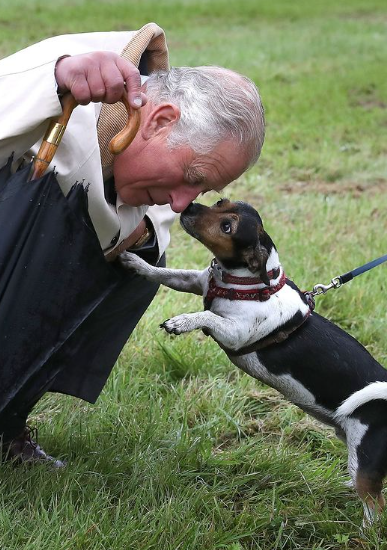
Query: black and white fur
[[120, 199, 387, 524]]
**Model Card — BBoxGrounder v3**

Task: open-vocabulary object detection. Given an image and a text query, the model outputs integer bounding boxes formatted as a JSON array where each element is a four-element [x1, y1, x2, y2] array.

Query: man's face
[[113, 122, 249, 213]]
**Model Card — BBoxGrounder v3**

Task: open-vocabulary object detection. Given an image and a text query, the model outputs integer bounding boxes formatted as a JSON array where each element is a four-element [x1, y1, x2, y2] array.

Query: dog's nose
[[181, 202, 207, 218], [182, 202, 195, 215]]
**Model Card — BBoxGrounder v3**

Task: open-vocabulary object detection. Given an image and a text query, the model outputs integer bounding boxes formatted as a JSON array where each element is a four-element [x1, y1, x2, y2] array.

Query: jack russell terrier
[[120, 199, 387, 525]]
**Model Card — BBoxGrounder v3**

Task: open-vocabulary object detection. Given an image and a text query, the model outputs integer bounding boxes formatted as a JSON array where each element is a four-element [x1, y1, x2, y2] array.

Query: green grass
[[1, 0, 387, 548]]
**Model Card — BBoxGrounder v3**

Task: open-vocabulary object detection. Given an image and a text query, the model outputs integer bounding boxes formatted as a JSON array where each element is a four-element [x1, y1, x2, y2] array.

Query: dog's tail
[[334, 381, 387, 420]]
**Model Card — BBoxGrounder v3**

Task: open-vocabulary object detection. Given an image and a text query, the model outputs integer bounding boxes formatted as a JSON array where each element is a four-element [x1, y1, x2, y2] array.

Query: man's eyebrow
[[184, 164, 206, 185]]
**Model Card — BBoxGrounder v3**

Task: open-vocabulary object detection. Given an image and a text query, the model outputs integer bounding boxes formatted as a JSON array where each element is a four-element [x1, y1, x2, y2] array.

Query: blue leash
[[343, 254, 387, 283], [308, 253, 387, 298]]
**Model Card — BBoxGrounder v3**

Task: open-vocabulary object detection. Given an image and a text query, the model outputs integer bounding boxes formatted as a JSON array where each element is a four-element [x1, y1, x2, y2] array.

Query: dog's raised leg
[[120, 251, 207, 295], [162, 311, 247, 351], [121, 252, 256, 351]]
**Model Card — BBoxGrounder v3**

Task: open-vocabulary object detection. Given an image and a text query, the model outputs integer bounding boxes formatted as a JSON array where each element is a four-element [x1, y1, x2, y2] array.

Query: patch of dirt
[[353, 98, 387, 110], [280, 178, 387, 197], [349, 84, 387, 110], [340, 11, 387, 24]]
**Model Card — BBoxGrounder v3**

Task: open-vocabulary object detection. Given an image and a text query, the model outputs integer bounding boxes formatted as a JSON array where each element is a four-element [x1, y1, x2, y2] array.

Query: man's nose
[[169, 187, 201, 213]]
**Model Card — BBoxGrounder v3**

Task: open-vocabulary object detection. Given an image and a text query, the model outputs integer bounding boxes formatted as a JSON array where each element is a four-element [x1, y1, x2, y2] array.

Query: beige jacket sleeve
[[0, 31, 176, 259]]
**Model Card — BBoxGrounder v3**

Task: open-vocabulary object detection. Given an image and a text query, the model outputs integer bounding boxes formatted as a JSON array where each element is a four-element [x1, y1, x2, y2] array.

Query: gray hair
[[145, 66, 265, 168]]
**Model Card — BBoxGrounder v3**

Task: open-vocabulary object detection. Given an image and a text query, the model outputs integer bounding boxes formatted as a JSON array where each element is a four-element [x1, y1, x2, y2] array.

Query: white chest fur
[[209, 282, 310, 349]]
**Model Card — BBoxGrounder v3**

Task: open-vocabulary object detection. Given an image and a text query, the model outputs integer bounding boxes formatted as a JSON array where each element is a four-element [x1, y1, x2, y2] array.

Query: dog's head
[[180, 199, 275, 284]]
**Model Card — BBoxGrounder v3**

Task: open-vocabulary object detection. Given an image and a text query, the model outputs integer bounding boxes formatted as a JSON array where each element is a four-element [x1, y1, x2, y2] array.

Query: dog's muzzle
[[180, 202, 207, 237]]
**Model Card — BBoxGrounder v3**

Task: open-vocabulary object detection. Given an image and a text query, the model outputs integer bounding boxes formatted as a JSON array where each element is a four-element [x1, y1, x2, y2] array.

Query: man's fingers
[[116, 57, 145, 109], [55, 55, 95, 103], [100, 62, 126, 104], [55, 52, 147, 107], [69, 75, 92, 105], [140, 91, 147, 105], [86, 64, 108, 103]]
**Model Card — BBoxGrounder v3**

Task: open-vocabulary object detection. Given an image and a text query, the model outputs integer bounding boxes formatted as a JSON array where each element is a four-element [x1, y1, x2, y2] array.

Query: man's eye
[[221, 221, 232, 234], [190, 178, 204, 187]]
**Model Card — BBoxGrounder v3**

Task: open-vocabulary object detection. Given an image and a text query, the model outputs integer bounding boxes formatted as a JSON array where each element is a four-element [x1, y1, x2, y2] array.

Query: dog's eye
[[216, 199, 224, 207], [221, 221, 232, 234]]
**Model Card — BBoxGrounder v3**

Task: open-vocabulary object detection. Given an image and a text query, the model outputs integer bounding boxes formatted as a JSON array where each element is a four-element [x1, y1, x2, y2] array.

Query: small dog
[[121, 199, 387, 524]]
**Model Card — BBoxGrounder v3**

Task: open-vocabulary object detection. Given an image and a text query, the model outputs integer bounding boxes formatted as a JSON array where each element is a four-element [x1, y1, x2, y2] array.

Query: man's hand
[[55, 52, 147, 109]]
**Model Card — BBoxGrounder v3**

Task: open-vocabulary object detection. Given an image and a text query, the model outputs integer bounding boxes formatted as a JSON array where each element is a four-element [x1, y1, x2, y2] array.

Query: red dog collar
[[205, 271, 286, 308], [210, 259, 281, 285]]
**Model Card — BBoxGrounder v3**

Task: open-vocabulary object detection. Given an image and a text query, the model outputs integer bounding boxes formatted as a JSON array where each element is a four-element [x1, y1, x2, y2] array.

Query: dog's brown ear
[[243, 244, 270, 285]]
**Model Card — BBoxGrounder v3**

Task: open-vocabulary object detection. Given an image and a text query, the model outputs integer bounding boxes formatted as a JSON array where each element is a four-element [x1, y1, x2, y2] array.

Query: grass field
[[0, 0, 387, 548]]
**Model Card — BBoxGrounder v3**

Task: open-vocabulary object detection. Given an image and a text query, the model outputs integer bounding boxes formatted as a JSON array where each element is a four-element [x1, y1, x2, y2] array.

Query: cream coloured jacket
[[0, 29, 176, 258]]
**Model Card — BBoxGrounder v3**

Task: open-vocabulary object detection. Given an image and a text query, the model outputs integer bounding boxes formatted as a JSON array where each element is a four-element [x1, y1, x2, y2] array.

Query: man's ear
[[141, 103, 180, 140], [243, 243, 270, 285]]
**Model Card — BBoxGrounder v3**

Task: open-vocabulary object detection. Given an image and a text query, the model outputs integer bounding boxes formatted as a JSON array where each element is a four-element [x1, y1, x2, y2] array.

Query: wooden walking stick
[[31, 93, 140, 180]]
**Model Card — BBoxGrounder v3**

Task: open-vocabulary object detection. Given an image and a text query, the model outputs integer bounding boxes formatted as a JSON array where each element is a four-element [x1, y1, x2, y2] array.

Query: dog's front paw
[[119, 251, 149, 275], [161, 314, 196, 335]]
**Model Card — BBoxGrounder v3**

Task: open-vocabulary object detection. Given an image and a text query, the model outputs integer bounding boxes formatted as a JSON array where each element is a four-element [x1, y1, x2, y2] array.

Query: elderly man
[[0, 23, 265, 465]]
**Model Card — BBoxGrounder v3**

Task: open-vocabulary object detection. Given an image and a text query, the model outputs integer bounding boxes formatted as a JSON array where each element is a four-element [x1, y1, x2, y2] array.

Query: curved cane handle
[[31, 93, 140, 180], [108, 95, 141, 155]]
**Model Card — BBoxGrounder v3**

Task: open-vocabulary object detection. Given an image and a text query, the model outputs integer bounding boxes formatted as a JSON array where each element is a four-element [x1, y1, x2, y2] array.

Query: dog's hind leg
[[357, 425, 387, 526], [357, 472, 385, 527], [347, 421, 387, 526]]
